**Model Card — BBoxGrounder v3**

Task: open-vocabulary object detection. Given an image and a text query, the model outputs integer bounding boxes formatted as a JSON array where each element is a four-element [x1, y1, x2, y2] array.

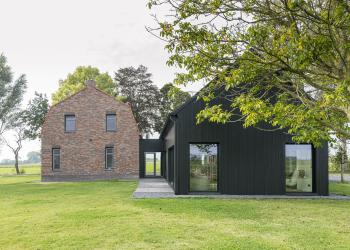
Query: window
[[106, 113, 116, 131], [145, 152, 161, 176], [105, 147, 114, 169], [65, 114, 76, 132], [52, 148, 60, 170], [190, 144, 218, 192], [285, 144, 313, 192]]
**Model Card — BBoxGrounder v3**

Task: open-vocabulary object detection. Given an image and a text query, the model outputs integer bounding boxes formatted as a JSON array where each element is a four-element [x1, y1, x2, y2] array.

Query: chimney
[[85, 79, 96, 88]]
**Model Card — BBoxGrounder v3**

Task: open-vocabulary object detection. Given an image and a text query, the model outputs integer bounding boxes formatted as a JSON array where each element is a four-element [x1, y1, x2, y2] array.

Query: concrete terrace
[[133, 178, 350, 200], [133, 178, 175, 198]]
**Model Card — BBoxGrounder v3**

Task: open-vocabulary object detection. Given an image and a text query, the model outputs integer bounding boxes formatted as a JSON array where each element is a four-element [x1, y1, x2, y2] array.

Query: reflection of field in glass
[[286, 158, 312, 192], [190, 159, 217, 192]]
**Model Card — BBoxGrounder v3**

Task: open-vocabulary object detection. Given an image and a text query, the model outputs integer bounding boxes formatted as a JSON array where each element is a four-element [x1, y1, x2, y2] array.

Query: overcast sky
[[0, 0, 200, 161]]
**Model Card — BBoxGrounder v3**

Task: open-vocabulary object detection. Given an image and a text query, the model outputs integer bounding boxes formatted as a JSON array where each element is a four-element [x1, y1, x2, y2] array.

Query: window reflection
[[190, 144, 218, 192], [285, 144, 313, 192]]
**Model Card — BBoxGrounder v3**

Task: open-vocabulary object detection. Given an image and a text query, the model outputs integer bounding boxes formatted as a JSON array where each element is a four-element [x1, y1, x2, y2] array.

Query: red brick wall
[[41, 84, 139, 181]]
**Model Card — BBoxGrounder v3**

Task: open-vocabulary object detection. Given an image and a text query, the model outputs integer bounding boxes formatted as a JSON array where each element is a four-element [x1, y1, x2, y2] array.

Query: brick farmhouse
[[41, 80, 139, 181]]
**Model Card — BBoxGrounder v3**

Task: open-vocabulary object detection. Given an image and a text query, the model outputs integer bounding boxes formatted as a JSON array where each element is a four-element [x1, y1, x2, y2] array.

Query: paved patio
[[133, 178, 350, 200], [133, 178, 175, 198]]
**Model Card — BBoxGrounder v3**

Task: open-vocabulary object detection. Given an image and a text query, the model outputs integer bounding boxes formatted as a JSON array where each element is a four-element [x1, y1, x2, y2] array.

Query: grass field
[[0, 164, 40, 175], [0, 175, 350, 249], [330, 182, 350, 196]]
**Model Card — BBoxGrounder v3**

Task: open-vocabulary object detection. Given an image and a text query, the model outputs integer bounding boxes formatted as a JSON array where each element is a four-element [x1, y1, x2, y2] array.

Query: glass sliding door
[[190, 144, 218, 192], [285, 144, 313, 192], [145, 152, 161, 177]]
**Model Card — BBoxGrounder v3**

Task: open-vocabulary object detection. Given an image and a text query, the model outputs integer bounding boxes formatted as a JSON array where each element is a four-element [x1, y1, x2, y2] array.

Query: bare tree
[[0, 114, 27, 175]]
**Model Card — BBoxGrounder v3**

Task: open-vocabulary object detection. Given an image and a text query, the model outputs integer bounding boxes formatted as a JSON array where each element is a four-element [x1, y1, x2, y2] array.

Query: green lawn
[[1, 175, 350, 249], [330, 182, 350, 196], [0, 164, 41, 175]]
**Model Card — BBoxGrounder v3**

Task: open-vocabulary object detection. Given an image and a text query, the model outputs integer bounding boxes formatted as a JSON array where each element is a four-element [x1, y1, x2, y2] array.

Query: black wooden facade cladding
[[140, 97, 329, 195]]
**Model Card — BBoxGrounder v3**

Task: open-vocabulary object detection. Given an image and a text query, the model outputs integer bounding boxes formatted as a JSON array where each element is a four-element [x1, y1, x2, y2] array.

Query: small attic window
[[106, 113, 116, 131], [65, 114, 76, 132]]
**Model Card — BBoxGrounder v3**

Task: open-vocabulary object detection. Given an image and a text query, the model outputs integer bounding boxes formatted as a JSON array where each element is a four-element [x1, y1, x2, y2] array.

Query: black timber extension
[[141, 95, 329, 196]]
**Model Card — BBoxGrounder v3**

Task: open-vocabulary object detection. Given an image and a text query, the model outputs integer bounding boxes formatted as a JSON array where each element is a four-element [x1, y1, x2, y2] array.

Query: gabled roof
[[43, 83, 132, 128], [159, 81, 230, 139], [159, 93, 198, 139], [50, 84, 123, 109]]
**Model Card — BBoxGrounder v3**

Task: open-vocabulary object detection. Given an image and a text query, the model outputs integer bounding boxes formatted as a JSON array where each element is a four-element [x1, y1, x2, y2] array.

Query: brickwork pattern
[[41, 84, 139, 181]]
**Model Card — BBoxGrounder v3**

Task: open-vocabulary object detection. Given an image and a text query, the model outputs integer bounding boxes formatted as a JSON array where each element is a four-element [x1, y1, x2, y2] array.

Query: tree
[[22, 92, 49, 140], [148, 0, 350, 146], [1, 113, 27, 174], [52, 66, 114, 104], [114, 65, 162, 135], [0, 54, 27, 138], [331, 140, 349, 183], [26, 151, 41, 164], [158, 83, 191, 132]]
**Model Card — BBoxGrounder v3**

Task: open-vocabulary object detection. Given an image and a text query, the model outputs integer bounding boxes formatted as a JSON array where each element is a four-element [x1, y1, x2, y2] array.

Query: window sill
[[52, 169, 61, 172], [106, 130, 117, 132], [286, 192, 316, 196], [64, 131, 76, 134]]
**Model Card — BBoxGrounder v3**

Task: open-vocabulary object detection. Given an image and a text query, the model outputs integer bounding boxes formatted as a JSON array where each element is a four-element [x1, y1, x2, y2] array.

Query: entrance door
[[145, 152, 161, 177]]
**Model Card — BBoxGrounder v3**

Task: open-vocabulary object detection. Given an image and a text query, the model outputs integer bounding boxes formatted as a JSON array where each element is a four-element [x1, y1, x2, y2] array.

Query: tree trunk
[[14, 153, 20, 175], [340, 138, 347, 183]]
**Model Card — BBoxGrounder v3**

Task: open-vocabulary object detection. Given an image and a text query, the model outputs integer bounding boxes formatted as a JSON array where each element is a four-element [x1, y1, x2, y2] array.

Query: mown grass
[[0, 164, 40, 175], [0, 175, 350, 249], [330, 182, 350, 196]]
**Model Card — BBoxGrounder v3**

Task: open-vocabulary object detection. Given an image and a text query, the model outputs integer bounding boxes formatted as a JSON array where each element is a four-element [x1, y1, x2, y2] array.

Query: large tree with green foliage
[[0, 54, 26, 138], [158, 83, 191, 132], [114, 65, 162, 135], [52, 66, 114, 104], [22, 92, 49, 140], [148, 0, 350, 146], [2, 93, 48, 175]]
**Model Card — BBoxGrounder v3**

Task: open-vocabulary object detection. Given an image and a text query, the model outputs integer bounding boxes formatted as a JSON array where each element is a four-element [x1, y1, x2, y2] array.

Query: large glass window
[[285, 144, 313, 192], [105, 147, 114, 169], [145, 152, 161, 176], [106, 114, 116, 131], [190, 144, 218, 192], [65, 115, 76, 132], [52, 148, 60, 170]]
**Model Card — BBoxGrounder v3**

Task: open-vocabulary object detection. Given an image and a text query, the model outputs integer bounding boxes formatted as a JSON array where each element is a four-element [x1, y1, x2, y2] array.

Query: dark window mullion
[[52, 148, 60, 170], [105, 147, 114, 169]]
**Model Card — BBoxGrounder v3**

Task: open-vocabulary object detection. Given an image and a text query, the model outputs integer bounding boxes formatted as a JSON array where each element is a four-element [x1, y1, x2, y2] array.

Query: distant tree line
[[0, 151, 41, 165]]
